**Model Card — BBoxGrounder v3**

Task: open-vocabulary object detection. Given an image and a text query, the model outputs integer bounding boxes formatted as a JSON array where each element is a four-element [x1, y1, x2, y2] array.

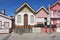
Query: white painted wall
[[0, 29, 9, 33], [51, 11, 53, 17], [15, 12, 36, 26], [47, 15, 50, 25], [0, 16, 12, 28], [36, 18, 46, 22]]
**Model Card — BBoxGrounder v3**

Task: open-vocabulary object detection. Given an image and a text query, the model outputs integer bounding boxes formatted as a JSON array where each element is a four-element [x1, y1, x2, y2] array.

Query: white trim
[[51, 1, 60, 8], [15, 3, 35, 13], [0, 14, 12, 19], [36, 18, 45, 22], [36, 6, 49, 14]]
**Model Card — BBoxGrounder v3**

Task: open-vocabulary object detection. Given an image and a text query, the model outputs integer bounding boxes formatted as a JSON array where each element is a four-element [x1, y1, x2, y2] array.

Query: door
[[24, 14, 28, 27], [24, 14, 30, 33]]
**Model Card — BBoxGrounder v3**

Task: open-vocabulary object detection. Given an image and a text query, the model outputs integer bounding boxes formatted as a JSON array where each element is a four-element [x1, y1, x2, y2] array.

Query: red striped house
[[50, 1, 60, 32]]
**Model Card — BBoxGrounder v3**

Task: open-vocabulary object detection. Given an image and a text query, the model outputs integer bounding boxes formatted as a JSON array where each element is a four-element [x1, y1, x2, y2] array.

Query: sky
[[0, 0, 57, 16]]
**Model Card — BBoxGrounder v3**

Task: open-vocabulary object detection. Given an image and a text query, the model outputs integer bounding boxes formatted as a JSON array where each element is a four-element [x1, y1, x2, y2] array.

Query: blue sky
[[0, 0, 57, 16]]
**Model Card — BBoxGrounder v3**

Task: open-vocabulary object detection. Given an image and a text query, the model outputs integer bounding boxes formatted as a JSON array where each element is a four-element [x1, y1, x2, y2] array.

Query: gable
[[51, 3, 60, 10], [35, 9, 48, 18], [19, 6, 34, 13], [15, 3, 35, 14]]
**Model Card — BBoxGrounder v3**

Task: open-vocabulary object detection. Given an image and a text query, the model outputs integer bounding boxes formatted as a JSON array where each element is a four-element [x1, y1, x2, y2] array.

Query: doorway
[[24, 14, 30, 33]]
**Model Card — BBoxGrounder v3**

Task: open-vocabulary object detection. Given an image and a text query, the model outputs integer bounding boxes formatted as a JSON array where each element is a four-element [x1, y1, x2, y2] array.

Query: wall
[[51, 4, 60, 10], [35, 9, 48, 18], [51, 4, 60, 17], [15, 7, 36, 26], [0, 16, 12, 28], [0, 29, 9, 33], [35, 9, 48, 25]]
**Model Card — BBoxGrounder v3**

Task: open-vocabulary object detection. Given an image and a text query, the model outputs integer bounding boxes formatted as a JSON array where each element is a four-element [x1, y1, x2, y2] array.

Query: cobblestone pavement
[[1, 32, 60, 40]]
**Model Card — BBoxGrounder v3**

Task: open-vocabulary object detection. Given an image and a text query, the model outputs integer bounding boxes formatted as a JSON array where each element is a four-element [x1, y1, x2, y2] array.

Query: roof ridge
[[15, 2, 35, 13], [36, 6, 49, 14]]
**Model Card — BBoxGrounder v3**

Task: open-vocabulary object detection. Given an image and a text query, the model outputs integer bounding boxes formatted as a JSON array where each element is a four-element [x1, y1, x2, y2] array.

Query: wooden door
[[24, 14, 29, 33], [24, 14, 28, 27]]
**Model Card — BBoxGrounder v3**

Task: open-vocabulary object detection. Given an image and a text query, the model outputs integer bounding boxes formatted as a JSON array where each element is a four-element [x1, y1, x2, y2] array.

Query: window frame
[[4, 22, 9, 28], [58, 10, 60, 13], [30, 15, 34, 23], [37, 18, 45, 22], [53, 10, 57, 14], [17, 15, 21, 23]]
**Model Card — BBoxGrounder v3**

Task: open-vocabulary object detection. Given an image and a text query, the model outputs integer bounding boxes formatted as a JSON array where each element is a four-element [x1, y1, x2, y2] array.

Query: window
[[55, 10, 57, 12], [0, 21, 2, 28], [31, 15, 34, 23], [37, 18, 45, 22], [17, 15, 21, 23], [53, 10, 57, 13], [58, 10, 60, 13], [4, 22, 9, 28]]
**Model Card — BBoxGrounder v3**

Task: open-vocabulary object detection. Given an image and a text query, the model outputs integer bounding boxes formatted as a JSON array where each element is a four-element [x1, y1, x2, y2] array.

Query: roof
[[0, 13, 12, 20], [36, 6, 49, 14], [15, 2, 35, 13], [51, 1, 60, 8]]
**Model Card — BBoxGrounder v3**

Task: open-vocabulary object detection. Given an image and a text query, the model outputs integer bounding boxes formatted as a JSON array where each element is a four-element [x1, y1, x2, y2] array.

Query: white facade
[[36, 18, 46, 22], [15, 12, 36, 26], [0, 29, 9, 33], [0, 15, 12, 33], [0, 16, 12, 28]]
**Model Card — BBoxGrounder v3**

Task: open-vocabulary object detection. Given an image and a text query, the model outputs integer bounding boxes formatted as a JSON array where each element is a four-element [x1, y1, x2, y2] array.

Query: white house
[[0, 9, 12, 33], [15, 3, 36, 33]]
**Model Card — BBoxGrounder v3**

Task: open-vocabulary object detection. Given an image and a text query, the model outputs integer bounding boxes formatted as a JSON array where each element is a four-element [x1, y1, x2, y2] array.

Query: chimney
[[2, 9, 5, 15]]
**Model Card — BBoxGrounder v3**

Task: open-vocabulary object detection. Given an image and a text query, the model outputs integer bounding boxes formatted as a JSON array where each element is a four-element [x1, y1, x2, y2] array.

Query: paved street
[[0, 32, 60, 40], [0, 34, 10, 40]]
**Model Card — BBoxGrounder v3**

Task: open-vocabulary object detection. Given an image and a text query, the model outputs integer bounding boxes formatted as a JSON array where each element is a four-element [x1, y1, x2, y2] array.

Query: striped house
[[50, 1, 60, 32]]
